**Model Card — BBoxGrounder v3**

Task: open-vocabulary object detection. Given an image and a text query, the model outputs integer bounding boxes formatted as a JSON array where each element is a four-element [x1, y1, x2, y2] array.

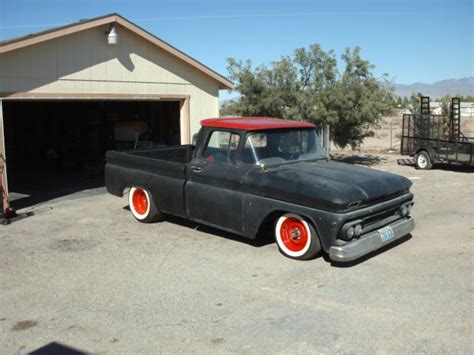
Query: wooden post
[[0, 98, 12, 213], [0, 99, 8, 193]]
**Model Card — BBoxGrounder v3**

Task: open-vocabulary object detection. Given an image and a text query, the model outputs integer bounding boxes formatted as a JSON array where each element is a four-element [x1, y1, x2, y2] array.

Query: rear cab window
[[202, 130, 240, 163]]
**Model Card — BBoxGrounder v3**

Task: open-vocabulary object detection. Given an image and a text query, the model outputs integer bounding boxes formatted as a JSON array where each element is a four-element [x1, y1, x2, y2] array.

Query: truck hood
[[252, 160, 412, 211]]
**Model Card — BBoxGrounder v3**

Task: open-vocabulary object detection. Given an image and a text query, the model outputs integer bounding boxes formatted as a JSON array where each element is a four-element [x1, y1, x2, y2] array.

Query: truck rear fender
[[105, 163, 151, 198]]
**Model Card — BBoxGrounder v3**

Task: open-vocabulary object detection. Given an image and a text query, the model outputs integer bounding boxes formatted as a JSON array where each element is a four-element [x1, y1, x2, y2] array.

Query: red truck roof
[[200, 117, 315, 131]]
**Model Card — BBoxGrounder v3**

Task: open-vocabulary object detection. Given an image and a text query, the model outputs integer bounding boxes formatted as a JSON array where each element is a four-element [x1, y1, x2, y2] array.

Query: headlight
[[346, 226, 355, 239], [354, 224, 363, 237]]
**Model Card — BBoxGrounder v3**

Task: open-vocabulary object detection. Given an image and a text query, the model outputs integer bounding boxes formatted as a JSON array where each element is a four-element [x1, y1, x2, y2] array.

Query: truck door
[[185, 130, 246, 234]]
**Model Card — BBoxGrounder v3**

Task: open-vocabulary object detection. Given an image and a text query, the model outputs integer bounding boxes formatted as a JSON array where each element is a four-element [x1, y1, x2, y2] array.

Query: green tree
[[402, 96, 410, 108], [222, 45, 393, 148], [330, 48, 394, 147], [409, 92, 424, 114], [438, 95, 451, 116], [396, 96, 403, 107], [459, 95, 474, 102]]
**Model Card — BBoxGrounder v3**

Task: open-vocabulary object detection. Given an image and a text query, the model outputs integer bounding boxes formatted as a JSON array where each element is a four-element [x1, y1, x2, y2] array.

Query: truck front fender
[[242, 194, 342, 252]]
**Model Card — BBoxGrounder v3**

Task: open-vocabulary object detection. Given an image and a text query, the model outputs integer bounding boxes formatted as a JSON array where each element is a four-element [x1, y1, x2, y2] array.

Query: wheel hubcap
[[280, 218, 309, 252], [418, 155, 427, 168], [291, 228, 302, 240], [132, 188, 148, 215]]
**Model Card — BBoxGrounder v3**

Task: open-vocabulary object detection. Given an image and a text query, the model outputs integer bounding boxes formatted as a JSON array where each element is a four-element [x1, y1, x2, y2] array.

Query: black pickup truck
[[105, 117, 415, 262]]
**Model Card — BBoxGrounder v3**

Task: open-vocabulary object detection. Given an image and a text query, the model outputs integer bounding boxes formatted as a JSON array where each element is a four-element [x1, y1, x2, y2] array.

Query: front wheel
[[129, 187, 162, 223], [275, 213, 321, 260], [415, 151, 432, 170]]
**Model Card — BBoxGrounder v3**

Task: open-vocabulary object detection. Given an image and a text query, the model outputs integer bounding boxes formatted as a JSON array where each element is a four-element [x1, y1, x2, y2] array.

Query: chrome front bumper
[[329, 217, 415, 262]]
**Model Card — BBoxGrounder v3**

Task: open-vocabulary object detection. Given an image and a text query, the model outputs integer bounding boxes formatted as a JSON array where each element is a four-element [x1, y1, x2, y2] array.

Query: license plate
[[378, 226, 395, 242]]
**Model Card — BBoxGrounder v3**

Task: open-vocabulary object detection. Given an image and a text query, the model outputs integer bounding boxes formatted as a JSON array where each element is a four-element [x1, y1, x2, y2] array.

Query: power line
[[0, 22, 67, 30], [0, 11, 430, 30]]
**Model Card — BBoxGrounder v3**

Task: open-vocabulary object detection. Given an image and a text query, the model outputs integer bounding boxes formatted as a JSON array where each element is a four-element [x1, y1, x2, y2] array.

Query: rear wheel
[[415, 151, 432, 170], [275, 213, 321, 260], [129, 187, 162, 223]]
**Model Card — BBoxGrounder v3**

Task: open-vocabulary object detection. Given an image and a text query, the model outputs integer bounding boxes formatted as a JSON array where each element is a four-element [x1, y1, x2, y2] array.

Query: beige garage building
[[0, 13, 233, 198]]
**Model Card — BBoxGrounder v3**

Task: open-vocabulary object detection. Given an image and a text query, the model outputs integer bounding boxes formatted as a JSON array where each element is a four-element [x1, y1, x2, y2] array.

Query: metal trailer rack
[[401, 97, 474, 169]]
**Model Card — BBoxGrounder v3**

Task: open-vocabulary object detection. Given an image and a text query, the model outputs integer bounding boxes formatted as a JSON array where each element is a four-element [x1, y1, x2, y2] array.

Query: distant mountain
[[394, 77, 474, 98]]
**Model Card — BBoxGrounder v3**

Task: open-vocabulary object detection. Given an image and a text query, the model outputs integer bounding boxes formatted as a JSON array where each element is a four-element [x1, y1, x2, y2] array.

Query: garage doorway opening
[[2, 99, 181, 208]]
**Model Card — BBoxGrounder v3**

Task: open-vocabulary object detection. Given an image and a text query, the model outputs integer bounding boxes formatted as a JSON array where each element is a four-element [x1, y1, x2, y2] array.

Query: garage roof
[[0, 13, 234, 90]]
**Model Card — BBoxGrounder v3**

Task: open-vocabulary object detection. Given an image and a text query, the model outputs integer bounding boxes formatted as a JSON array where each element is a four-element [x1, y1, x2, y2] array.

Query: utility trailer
[[401, 97, 474, 169]]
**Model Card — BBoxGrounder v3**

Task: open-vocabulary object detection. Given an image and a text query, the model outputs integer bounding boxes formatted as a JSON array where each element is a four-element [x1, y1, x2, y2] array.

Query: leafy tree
[[459, 95, 474, 102], [330, 48, 394, 147], [396, 96, 403, 107], [394, 96, 410, 109], [408, 92, 424, 114], [438, 95, 451, 116], [402, 96, 410, 108], [222, 45, 394, 148]]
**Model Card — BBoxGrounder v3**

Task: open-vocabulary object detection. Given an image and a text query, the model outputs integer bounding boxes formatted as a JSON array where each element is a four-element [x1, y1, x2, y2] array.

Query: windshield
[[241, 129, 327, 165]]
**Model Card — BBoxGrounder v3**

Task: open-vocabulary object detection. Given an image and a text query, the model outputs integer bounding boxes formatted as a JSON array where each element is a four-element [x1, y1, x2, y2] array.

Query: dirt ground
[[1, 150, 473, 353], [1, 115, 473, 353]]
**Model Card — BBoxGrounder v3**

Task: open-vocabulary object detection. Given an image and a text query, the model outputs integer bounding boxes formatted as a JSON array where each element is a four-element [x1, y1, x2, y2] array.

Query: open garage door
[[2, 99, 182, 208]]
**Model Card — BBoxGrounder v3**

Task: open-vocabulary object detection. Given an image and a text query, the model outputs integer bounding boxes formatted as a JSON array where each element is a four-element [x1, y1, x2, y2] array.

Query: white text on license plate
[[378, 226, 395, 242]]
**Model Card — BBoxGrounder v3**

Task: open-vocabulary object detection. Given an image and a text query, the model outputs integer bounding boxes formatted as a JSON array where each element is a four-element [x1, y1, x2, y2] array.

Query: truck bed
[[126, 145, 194, 163], [105, 145, 195, 217], [106, 145, 194, 172]]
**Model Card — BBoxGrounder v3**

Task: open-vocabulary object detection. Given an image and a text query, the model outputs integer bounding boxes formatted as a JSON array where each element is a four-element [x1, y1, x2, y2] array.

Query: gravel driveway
[[1, 156, 473, 354]]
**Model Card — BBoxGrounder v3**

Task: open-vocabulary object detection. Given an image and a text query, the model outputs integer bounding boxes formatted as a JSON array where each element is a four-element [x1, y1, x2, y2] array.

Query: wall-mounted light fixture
[[106, 24, 118, 45]]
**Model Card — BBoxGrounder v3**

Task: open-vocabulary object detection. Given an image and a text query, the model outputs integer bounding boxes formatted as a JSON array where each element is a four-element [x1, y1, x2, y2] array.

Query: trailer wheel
[[415, 151, 432, 170], [275, 213, 321, 260], [129, 187, 162, 223]]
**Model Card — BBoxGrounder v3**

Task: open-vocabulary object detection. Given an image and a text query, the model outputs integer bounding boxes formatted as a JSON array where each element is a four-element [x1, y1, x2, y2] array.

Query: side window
[[202, 131, 240, 163], [241, 133, 267, 164]]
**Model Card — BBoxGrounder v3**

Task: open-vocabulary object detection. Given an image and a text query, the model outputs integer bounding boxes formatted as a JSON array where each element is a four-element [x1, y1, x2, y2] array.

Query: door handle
[[191, 165, 203, 172]]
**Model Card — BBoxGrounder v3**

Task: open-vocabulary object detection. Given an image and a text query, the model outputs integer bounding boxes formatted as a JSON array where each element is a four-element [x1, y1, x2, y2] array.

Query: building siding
[[0, 23, 221, 139]]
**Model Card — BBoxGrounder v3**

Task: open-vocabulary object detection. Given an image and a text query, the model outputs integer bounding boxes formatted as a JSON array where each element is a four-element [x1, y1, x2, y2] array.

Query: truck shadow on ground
[[332, 154, 385, 166], [325, 234, 413, 268], [123, 207, 275, 248], [125, 206, 413, 266], [434, 164, 474, 173], [397, 159, 474, 173], [166, 214, 276, 247]]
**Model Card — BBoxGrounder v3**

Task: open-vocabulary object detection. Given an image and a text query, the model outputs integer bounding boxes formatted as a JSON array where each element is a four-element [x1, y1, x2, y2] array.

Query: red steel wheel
[[132, 188, 149, 216], [129, 187, 162, 223], [275, 213, 321, 260]]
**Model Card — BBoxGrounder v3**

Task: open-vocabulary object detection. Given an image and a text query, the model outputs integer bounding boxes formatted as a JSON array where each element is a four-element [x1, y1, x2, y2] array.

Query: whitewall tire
[[129, 187, 162, 223], [275, 213, 321, 260]]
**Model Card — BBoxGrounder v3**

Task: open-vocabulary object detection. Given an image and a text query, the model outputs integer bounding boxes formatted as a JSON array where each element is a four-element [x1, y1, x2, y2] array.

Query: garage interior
[[2, 99, 181, 208]]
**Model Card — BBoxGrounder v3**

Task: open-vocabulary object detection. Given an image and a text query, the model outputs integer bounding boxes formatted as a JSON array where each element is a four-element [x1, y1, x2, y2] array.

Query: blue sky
[[1, 0, 473, 98]]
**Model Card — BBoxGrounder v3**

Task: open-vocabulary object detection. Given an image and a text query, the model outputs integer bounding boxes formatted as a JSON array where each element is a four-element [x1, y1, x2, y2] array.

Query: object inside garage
[[2, 99, 181, 206]]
